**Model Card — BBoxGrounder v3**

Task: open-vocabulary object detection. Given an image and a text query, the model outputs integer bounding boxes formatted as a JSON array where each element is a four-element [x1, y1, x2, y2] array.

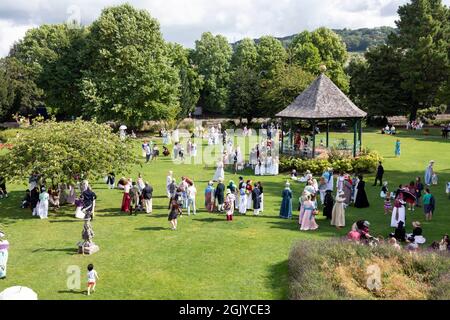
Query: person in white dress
[[391, 196, 407, 228], [187, 183, 197, 216], [266, 156, 273, 175], [255, 161, 261, 176], [239, 183, 247, 214], [36, 188, 49, 219], [213, 160, 225, 182], [166, 171, 173, 198], [273, 156, 279, 175], [260, 157, 266, 176]]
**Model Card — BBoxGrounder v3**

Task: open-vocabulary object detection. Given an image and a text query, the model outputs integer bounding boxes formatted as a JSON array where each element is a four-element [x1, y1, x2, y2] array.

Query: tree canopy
[[0, 119, 135, 186], [81, 4, 180, 128], [290, 28, 349, 92], [193, 32, 233, 114]]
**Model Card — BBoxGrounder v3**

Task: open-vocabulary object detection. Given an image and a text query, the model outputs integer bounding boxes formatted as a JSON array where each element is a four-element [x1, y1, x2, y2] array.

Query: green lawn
[[0, 129, 449, 300]]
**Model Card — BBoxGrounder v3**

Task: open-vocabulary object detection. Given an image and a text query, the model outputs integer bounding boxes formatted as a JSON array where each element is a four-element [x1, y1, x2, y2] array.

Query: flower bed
[[279, 150, 382, 174]]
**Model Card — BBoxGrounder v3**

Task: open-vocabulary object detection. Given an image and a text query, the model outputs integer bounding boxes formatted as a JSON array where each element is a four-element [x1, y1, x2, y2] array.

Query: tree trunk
[[409, 106, 418, 121], [246, 117, 252, 125]]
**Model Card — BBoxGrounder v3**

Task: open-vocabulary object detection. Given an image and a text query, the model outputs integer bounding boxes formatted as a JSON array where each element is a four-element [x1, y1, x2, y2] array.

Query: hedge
[[279, 150, 382, 175]]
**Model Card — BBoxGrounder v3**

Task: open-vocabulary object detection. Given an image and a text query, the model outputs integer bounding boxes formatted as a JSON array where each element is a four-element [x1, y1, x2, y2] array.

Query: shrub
[[279, 150, 381, 175], [289, 240, 450, 300]]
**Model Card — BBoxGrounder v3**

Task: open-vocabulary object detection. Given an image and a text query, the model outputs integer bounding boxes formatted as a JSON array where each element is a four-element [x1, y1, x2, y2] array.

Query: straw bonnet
[[412, 221, 422, 228]]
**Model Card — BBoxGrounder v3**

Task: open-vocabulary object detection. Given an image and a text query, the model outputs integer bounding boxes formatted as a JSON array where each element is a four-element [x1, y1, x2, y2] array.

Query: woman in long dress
[[66, 184, 76, 204], [279, 182, 293, 219], [258, 182, 264, 213], [121, 179, 132, 213], [323, 190, 334, 220], [354, 175, 370, 208], [331, 191, 346, 229], [0, 231, 9, 279], [246, 181, 253, 209], [300, 194, 319, 231], [205, 181, 215, 213], [239, 183, 247, 214], [36, 187, 49, 219], [166, 171, 173, 198], [213, 160, 225, 182], [342, 177, 353, 205], [424, 160, 434, 186], [391, 195, 406, 227]]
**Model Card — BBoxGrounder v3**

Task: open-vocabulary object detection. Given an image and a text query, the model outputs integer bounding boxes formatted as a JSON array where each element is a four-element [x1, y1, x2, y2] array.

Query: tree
[[256, 36, 287, 77], [262, 64, 315, 116], [390, 0, 450, 120], [347, 46, 409, 117], [0, 57, 43, 121], [10, 24, 88, 118], [81, 4, 180, 128], [193, 32, 233, 114], [231, 38, 258, 70], [290, 28, 349, 92], [0, 119, 135, 186], [168, 44, 204, 125], [227, 66, 261, 124]]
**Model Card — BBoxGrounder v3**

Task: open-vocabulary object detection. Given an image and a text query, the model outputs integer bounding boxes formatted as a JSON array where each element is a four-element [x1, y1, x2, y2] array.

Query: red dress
[[121, 192, 131, 212]]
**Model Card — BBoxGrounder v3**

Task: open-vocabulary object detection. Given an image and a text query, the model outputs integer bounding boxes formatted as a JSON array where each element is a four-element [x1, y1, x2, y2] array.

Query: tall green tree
[[347, 46, 409, 117], [262, 64, 315, 116], [0, 57, 43, 120], [391, 0, 450, 120], [228, 66, 261, 124], [256, 36, 287, 77], [290, 28, 349, 92], [231, 38, 258, 70], [168, 44, 204, 125], [81, 4, 180, 128], [10, 24, 88, 118], [193, 32, 232, 114]]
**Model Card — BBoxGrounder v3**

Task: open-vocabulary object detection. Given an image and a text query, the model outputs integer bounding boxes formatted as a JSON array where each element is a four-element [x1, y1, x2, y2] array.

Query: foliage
[[289, 240, 450, 300], [168, 44, 204, 124], [279, 150, 381, 175], [290, 28, 349, 92], [231, 38, 258, 70], [0, 119, 135, 185], [417, 105, 448, 121], [256, 36, 287, 77], [233, 27, 396, 53], [10, 24, 88, 118], [193, 32, 233, 114], [227, 66, 261, 124], [350, 0, 450, 120], [0, 57, 44, 121], [80, 4, 180, 129], [261, 64, 315, 116]]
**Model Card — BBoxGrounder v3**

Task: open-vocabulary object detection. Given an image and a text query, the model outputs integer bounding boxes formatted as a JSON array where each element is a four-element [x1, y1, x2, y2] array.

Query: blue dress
[[280, 188, 293, 219], [395, 141, 401, 156]]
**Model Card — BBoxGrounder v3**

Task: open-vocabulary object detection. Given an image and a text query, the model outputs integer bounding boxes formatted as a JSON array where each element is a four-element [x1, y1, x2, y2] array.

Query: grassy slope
[[0, 129, 449, 300]]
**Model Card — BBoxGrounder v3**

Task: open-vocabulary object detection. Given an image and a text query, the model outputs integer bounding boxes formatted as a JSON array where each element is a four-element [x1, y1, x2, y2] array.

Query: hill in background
[[232, 26, 397, 53]]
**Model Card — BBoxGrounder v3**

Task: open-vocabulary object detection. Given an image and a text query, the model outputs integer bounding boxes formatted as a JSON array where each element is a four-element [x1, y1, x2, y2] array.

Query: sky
[[1, 0, 450, 57]]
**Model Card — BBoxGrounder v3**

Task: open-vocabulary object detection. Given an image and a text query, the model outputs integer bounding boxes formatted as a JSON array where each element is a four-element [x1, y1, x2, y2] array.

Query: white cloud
[[0, 20, 36, 56], [1, 0, 450, 56]]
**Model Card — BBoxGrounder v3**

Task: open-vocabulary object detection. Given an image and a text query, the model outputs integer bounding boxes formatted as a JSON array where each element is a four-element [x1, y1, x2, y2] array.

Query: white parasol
[[0, 286, 38, 300], [119, 125, 127, 130]]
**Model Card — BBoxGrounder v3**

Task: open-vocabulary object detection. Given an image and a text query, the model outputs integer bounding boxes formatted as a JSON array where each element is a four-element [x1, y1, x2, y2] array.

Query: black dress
[[355, 181, 370, 208], [215, 183, 225, 205], [323, 192, 334, 219]]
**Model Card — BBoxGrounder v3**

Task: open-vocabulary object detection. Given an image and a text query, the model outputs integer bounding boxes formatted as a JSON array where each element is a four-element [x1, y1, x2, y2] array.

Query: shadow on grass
[[135, 226, 167, 231], [32, 247, 76, 255], [58, 290, 86, 295], [267, 260, 289, 300]]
